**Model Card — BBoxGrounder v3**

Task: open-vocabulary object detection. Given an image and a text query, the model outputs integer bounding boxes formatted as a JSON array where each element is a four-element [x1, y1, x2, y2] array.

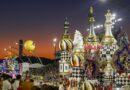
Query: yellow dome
[[24, 40, 35, 52], [70, 53, 84, 67], [59, 37, 73, 51]]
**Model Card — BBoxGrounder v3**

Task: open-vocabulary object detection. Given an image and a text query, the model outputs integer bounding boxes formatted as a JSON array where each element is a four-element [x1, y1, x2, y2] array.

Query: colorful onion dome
[[59, 18, 73, 51], [70, 53, 84, 67], [59, 38, 73, 51]]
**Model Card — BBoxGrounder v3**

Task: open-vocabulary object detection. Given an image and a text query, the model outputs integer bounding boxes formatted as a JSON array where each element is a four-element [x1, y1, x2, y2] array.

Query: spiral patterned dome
[[59, 35, 73, 51], [70, 53, 84, 67]]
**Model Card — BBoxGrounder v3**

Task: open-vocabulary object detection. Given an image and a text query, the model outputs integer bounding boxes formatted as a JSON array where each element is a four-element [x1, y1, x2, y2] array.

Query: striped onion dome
[[59, 36, 73, 51], [70, 53, 84, 67]]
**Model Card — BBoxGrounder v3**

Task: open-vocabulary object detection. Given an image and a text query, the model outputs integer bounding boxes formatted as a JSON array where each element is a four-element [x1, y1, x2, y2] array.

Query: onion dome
[[101, 10, 117, 45], [84, 6, 100, 51], [59, 18, 73, 51], [70, 53, 84, 67], [59, 39, 73, 51]]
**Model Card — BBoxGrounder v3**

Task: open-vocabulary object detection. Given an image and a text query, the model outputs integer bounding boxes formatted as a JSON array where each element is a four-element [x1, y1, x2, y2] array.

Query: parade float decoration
[[113, 34, 130, 86], [100, 10, 118, 60], [103, 56, 114, 86], [69, 30, 84, 90], [114, 44, 130, 74], [2, 58, 20, 77], [81, 81, 93, 90], [24, 40, 35, 52], [84, 6, 101, 53], [59, 18, 73, 76], [2, 48, 20, 78], [84, 6, 99, 80], [58, 5, 130, 90]]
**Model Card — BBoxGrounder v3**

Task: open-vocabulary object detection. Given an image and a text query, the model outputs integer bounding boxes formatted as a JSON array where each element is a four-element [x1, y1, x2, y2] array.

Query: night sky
[[0, 0, 130, 59]]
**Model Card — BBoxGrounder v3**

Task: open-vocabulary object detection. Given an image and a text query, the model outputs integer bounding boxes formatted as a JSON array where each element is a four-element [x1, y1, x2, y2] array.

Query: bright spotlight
[[113, 13, 116, 17], [97, 25, 100, 28], [53, 38, 57, 43], [117, 18, 122, 22], [116, 88, 120, 90], [99, 0, 107, 3], [112, 13, 116, 20]]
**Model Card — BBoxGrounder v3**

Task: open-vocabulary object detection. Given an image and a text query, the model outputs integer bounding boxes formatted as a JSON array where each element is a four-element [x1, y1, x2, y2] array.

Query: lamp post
[[53, 38, 57, 59]]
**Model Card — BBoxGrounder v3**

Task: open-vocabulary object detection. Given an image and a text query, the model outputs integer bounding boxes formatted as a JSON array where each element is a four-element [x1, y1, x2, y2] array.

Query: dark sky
[[0, 0, 130, 59]]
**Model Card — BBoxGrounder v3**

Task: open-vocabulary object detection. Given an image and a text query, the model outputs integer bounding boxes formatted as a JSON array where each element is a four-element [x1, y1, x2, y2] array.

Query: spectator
[[22, 79, 33, 90], [0, 77, 3, 90], [17, 80, 22, 90], [11, 79, 15, 90], [2, 74, 12, 90], [13, 75, 21, 90]]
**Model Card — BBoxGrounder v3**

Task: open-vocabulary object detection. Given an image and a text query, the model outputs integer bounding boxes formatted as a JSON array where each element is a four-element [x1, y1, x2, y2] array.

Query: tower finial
[[64, 17, 69, 34], [88, 6, 95, 24], [90, 6, 94, 14], [101, 9, 117, 44]]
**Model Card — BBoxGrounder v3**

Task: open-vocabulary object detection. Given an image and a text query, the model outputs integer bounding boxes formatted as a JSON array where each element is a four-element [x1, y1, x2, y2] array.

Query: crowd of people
[[30, 62, 60, 85], [0, 73, 58, 90], [0, 62, 60, 90]]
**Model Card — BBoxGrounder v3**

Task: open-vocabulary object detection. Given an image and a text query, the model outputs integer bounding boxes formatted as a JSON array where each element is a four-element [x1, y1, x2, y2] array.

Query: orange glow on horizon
[[0, 36, 60, 60]]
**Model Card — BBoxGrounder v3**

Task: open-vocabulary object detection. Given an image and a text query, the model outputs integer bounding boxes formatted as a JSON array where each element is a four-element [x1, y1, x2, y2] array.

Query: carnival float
[[59, 6, 130, 90]]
